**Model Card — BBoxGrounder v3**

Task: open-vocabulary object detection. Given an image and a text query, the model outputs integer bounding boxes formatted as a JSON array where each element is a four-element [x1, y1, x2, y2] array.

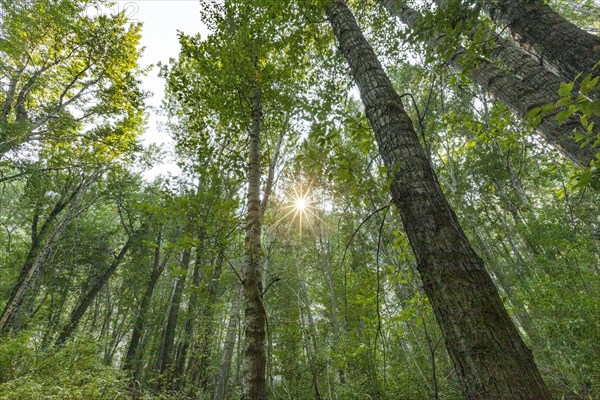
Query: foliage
[[0, 334, 130, 399], [0, 0, 598, 399]]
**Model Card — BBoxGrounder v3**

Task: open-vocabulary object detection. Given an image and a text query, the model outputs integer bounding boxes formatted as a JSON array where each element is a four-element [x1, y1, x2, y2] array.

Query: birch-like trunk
[[241, 88, 267, 400], [327, 2, 552, 398]]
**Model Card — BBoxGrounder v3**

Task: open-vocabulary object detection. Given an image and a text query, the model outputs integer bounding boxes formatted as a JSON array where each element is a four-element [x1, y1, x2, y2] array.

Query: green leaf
[[580, 74, 599, 95], [558, 81, 574, 97], [556, 105, 577, 123]]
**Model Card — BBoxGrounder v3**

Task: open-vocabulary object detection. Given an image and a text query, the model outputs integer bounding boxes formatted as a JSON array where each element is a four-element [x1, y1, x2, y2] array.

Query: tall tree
[[481, 0, 600, 82], [379, 0, 597, 167], [0, 168, 100, 333], [0, 0, 145, 157], [55, 225, 141, 345], [324, 1, 552, 398]]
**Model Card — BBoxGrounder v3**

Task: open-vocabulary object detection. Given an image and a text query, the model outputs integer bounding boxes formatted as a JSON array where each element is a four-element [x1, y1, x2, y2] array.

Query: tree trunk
[[213, 288, 241, 400], [213, 287, 241, 400], [326, 2, 552, 399], [483, 0, 600, 83], [123, 230, 170, 376], [379, 1, 597, 167], [55, 229, 139, 345], [155, 248, 192, 383], [297, 261, 323, 400], [174, 228, 206, 383], [241, 88, 267, 400], [0, 175, 96, 334], [187, 249, 225, 389], [322, 248, 346, 384]]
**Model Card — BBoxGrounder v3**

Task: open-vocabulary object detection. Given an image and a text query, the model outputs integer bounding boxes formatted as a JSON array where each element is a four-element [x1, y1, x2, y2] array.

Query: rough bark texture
[[327, 1, 552, 399], [483, 0, 600, 83], [241, 89, 267, 400], [379, 1, 597, 167]]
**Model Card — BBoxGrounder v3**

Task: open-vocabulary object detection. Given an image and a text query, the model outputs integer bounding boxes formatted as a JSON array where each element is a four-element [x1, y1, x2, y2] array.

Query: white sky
[[98, 1, 208, 178]]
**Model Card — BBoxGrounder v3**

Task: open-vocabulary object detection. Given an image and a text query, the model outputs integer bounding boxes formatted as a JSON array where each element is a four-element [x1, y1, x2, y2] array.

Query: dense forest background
[[0, 0, 599, 399]]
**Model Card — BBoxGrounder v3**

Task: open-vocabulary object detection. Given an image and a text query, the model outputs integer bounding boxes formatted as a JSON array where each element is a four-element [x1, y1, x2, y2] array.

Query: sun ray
[[276, 183, 325, 239]]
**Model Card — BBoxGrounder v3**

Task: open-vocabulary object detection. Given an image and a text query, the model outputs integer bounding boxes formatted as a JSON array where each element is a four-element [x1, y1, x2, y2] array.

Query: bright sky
[[97, 1, 208, 178]]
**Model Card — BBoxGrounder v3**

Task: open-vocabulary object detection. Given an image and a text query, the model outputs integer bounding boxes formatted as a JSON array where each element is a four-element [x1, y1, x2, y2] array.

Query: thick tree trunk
[[379, 1, 597, 167], [55, 229, 139, 345], [483, 0, 600, 83], [155, 248, 191, 382], [213, 288, 241, 400], [326, 2, 552, 399], [241, 88, 267, 400], [123, 230, 170, 376]]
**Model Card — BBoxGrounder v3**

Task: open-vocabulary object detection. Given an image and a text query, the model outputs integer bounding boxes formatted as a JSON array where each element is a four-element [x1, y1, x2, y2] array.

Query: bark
[[174, 228, 206, 383], [187, 249, 225, 389], [322, 247, 346, 384], [0, 174, 96, 333], [261, 125, 285, 291], [123, 230, 171, 375], [379, 1, 597, 167], [213, 288, 242, 400], [482, 0, 600, 83], [326, 2, 552, 398], [241, 88, 267, 400], [55, 229, 140, 345], [297, 261, 322, 400], [155, 248, 192, 381]]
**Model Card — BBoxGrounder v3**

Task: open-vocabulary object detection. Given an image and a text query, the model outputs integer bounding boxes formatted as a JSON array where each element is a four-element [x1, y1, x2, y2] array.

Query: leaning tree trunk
[[241, 87, 268, 400], [379, 1, 597, 167], [123, 230, 170, 376], [0, 175, 95, 333], [55, 229, 139, 345], [482, 0, 600, 83], [155, 248, 192, 387], [174, 228, 206, 383], [326, 1, 552, 399]]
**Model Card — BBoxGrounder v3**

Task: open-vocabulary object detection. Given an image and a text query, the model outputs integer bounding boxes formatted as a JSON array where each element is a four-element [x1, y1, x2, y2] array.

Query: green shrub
[[0, 334, 129, 400]]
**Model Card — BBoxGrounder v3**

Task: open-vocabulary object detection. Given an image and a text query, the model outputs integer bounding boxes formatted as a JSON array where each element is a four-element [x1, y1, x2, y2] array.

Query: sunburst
[[274, 184, 325, 238]]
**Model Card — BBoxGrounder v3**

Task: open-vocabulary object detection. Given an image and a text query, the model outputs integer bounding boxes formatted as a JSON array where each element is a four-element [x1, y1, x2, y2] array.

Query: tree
[[379, 0, 598, 167], [324, 1, 551, 398], [481, 0, 600, 82], [0, 0, 145, 157]]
